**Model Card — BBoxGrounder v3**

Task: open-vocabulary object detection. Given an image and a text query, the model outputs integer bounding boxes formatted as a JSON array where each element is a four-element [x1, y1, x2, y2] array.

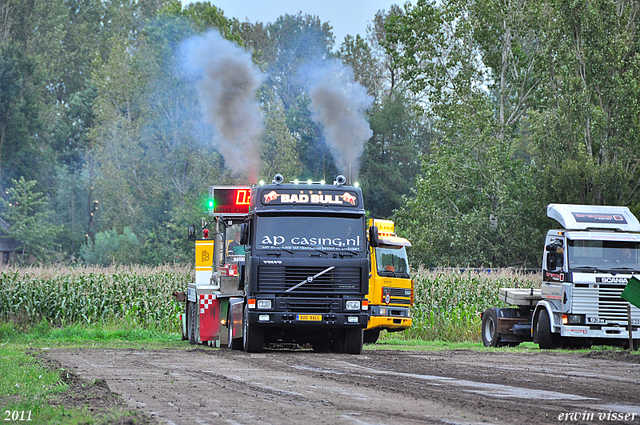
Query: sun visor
[[547, 203, 640, 232], [379, 236, 412, 247]]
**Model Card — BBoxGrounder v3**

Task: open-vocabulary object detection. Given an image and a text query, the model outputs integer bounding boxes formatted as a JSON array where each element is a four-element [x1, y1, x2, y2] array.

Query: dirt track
[[43, 347, 640, 425]]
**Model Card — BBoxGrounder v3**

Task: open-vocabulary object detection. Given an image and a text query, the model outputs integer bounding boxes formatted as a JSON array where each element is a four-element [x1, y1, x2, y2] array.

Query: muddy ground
[[42, 347, 640, 425]]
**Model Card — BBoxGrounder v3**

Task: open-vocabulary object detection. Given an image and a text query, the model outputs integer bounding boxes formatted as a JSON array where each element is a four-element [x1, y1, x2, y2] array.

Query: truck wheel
[[312, 337, 330, 353], [536, 309, 560, 349], [364, 329, 380, 344], [243, 307, 264, 353], [330, 332, 345, 353], [344, 329, 364, 354], [181, 304, 188, 341], [481, 308, 501, 347], [228, 317, 242, 350], [188, 301, 197, 345]]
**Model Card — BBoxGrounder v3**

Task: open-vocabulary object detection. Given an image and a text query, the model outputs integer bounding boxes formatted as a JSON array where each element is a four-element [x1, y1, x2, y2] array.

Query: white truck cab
[[482, 204, 640, 349]]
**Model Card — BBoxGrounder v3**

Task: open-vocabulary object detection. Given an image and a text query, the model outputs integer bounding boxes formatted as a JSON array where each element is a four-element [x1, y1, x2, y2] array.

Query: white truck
[[482, 203, 640, 349]]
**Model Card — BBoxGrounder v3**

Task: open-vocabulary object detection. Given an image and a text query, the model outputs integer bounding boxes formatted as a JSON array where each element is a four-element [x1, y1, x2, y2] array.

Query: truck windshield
[[568, 239, 640, 272], [376, 245, 410, 277], [255, 215, 365, 253]]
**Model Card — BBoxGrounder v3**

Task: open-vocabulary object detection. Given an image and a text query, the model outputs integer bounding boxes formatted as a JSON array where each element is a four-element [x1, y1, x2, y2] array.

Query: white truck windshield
[[568, 239, 640, 272], [256, 216, 364, 252]]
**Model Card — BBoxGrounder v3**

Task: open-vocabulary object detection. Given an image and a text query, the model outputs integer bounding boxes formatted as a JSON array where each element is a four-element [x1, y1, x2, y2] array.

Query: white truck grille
[[572, 284, 640, 324]]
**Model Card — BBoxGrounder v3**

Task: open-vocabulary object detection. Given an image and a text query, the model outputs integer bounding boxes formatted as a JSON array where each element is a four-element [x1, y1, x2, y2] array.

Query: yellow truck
[[364, 219, 413, 344]]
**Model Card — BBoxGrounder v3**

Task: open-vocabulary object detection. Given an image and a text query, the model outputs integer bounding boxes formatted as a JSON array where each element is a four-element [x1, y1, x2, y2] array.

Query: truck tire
[[344, 328, 364, 354], [243, 307, 264, 353], [181, 304, 188, 341], [536, 309, 560, 349], [364, 329, 380, 344], [312, 337, 330, 353], [188, 301, 197, 345], [228, 318, 242, 350], [481, 308, 501, 347], [330, 332, 345, 353]]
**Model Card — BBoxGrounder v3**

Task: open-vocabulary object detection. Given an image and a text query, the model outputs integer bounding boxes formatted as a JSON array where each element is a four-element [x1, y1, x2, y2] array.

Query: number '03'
[[4, 411, 32, 421]]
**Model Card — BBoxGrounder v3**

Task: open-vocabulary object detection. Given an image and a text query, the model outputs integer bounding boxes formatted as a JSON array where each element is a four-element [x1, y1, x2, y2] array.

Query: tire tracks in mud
[[43, 347, 640, 425]]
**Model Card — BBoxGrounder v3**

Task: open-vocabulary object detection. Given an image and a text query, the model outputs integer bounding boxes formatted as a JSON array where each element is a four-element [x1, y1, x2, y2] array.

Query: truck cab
[[482, 203, 640, 349], [534, 204, 640, 348], [364, 219, 413, 344], [181, 177, 371, 354], [241, 175, 370, 353]]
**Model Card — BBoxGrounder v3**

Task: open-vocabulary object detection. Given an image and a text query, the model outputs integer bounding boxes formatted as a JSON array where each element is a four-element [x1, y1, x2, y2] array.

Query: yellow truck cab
[[365, 219, 413, 343]]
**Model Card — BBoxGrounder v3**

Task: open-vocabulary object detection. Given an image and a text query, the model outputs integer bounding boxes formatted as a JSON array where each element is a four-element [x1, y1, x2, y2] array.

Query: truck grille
[[383, 287, 411, 305], [278, 298, 340, 313], [258, 266, 361, 294], [573, 284, 640, 324]]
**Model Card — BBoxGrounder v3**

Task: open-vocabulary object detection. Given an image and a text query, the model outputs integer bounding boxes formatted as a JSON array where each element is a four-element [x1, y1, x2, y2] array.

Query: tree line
[[0, 0, 638, 268]]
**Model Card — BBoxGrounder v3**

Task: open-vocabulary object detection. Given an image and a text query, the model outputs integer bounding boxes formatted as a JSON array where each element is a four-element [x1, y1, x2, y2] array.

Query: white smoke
[[307, 59, 374, 182], [181, 30, 264, 183]]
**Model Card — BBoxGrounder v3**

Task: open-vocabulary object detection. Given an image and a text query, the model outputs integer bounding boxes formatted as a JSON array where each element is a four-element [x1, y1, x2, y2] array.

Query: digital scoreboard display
[[209, 186, 251, 216]]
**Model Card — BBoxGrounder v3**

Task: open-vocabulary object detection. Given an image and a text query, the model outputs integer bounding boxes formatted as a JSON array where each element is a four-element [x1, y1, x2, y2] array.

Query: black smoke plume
[[307, 59, 374, 182], [181, 30, 264, 183]]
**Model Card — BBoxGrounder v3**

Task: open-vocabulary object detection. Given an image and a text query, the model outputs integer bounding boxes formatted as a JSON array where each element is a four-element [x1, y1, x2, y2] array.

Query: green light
[[209, 200, 214, 208], [354, 182, 359, 188]]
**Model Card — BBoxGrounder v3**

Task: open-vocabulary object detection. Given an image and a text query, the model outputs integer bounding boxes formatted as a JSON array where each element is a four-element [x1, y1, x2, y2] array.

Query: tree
[[0, 177, 62, 263], [386, 0, 548, 267], [336, 35, 383, 101], [260, 96, 303, 181], [360, 91, 434, 218], [529, 0, 640, 210]]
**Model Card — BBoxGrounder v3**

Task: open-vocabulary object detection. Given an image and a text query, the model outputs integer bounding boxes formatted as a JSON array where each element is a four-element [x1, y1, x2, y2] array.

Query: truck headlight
[[562, 314, 584, 325], [347, 316, 359, 323], [346, 300, 361, 310], [257, 299, 272, 309]]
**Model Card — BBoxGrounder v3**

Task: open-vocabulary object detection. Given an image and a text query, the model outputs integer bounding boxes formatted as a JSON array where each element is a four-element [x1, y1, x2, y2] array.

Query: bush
[[80, 227, 140, 265]]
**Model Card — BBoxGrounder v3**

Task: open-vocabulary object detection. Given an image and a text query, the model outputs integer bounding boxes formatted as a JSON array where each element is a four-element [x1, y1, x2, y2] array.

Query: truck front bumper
[[367, 315, 412, 331], [246, 310, 369, 328], [560, 325, 640, 339]]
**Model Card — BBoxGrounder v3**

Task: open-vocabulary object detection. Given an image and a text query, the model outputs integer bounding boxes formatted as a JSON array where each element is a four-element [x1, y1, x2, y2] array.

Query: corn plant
[[406, 267, 540, 342], [0, 265, 192, 332]]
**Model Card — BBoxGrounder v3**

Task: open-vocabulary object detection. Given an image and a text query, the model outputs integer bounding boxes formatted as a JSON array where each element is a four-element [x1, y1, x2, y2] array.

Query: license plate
[[296, 314, 322, 321]]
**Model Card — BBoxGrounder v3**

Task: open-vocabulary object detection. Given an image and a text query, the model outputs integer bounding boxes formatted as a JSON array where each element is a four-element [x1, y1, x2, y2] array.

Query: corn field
[[0, 265, 191, 332], [0, 264, 540, 342], [406, 267, 540, 342]]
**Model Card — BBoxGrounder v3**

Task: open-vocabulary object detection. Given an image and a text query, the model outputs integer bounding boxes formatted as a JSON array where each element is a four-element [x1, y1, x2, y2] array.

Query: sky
[[181, 0, 412, 45]]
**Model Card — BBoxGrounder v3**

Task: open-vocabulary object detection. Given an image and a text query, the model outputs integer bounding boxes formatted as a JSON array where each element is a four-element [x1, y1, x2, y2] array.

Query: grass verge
[[0, 321, 184, 424]]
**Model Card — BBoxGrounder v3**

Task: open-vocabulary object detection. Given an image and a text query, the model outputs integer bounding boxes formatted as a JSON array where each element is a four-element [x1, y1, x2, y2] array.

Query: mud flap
[[199, 294, 220, 341]]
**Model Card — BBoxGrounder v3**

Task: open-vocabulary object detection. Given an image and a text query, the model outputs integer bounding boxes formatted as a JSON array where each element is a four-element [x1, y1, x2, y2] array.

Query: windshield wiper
[[571, 266, 606, 273], [285, 266, 335, 292], [259, 244, 294, 254], [609, 266, 639, 272]]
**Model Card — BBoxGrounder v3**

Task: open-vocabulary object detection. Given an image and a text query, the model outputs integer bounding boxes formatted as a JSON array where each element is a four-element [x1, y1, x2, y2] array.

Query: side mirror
[[187, 225, 196, 241], [546, 253, 556, 271], [239, 223, 249, 245], [369, 226, 379, 248]]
